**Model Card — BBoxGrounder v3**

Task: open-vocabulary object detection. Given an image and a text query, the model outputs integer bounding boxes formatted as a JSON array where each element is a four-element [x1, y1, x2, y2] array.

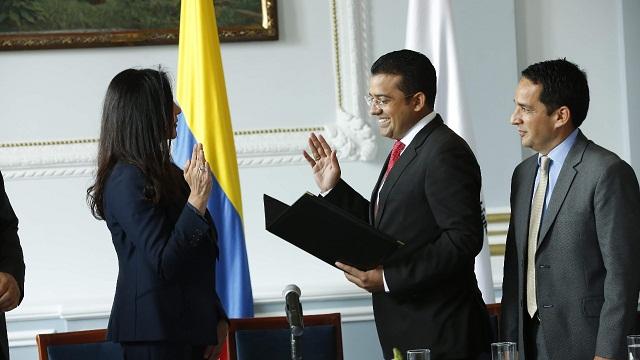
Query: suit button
[[542, 304, 553, 308], [538, 264, 550, 269], [190, 229, 203, 246]]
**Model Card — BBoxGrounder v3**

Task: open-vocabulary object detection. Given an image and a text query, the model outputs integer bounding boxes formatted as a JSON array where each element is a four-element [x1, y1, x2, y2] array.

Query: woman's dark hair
[[87, 68, 179, 219]]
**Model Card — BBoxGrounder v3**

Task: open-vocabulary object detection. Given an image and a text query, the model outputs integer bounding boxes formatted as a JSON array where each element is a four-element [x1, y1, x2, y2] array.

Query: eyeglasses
[[364, 93, 416, 109]]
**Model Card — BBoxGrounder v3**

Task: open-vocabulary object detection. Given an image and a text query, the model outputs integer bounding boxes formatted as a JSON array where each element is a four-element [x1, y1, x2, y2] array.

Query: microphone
[[283, 284, 304, 336]]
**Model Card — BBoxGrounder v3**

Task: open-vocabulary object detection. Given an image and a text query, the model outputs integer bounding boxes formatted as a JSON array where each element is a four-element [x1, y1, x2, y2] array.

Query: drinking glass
[[491, 341, 518, 360], [406, 348, 430, 360], [628, 335, 640, 360]]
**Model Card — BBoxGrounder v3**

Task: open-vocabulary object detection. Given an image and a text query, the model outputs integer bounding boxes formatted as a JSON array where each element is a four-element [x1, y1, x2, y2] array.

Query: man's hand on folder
[[303, 133, 341, 193], [336, 262, 384, 293]]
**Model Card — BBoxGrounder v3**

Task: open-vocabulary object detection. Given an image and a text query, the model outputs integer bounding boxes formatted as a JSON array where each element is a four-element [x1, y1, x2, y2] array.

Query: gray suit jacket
[[501, 131, 640, 359]]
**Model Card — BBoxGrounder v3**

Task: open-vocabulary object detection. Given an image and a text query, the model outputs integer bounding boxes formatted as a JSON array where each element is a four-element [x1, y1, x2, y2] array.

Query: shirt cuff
[[186, 202, 206, 219], [319, 187, 334, 197], [382, 269, 390, 293]]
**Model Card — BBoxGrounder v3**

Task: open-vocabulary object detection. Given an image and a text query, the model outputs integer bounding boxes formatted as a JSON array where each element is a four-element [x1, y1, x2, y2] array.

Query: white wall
[[514, 0, 631, 161], [2, 0, 638, 359], [452, 0, 521, 208]]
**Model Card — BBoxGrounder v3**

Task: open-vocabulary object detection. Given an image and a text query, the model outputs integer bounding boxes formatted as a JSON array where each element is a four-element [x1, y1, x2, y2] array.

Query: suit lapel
[[515, 156, 538, 258], [370, 156, 388, 225], [374, 117, 444, 226], [537, 131, 588, 247]]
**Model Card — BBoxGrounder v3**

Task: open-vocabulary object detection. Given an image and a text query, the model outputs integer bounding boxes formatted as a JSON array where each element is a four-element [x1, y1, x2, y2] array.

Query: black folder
[[264, 193, 403, 270]]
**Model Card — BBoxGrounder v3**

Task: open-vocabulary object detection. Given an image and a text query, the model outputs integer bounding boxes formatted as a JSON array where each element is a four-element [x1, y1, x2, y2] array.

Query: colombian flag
[[172, 0, 254, 318]]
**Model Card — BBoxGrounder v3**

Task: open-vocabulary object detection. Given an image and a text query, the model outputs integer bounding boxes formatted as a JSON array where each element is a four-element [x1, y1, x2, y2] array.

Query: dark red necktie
[[384, 140, 405, 178]]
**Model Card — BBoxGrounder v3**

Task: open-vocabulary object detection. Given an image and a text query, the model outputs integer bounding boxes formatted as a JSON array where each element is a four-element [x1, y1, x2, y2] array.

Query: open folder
[[264, 193, 403, 270]]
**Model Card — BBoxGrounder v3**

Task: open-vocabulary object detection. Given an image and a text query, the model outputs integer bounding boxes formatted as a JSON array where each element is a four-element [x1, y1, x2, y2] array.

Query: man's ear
[[554, 105, 571, 129], [413, 92, 427, 112]]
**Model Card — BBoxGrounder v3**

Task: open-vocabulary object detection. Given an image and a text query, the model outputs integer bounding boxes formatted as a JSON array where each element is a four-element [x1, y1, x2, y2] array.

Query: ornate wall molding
[[0, 141, 97, 179], [0, 0, 375, 180], [8, 329, 55, 348], [324, 0, 376, 161]]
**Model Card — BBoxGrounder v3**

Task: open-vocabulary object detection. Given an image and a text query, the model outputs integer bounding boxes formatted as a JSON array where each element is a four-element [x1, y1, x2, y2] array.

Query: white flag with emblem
[[406, 0, 495, 303]]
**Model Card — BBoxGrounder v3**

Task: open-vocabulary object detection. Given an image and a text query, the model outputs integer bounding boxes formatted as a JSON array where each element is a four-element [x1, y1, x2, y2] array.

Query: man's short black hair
[[521, 59, 590, 128], [371, 49, 437, 109]]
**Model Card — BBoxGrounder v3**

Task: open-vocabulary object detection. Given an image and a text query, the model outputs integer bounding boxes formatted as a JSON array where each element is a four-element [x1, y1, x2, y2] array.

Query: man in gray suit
[[501, 59, 640, 360]]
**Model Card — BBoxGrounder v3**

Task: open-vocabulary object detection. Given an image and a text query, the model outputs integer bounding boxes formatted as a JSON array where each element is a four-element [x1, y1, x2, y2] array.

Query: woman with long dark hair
[[87, 68, 227, 360]]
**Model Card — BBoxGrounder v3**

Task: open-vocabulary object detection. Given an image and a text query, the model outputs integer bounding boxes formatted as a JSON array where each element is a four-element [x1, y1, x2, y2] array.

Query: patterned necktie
[[526, 155, 550, 318], [384, 141, 405, 178]]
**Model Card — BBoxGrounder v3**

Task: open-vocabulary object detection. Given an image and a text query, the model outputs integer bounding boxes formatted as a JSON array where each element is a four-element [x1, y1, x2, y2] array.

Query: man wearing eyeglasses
[[304, 49, 491, 360]]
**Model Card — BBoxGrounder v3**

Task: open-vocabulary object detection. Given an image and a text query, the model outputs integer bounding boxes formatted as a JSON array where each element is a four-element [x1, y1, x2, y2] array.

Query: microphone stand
[[290, 332, 302, 360], [283, 284, 304, 360]]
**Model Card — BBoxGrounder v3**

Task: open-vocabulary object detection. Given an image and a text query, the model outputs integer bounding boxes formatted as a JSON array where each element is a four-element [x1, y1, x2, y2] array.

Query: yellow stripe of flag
[[177, 0, 243, 217]]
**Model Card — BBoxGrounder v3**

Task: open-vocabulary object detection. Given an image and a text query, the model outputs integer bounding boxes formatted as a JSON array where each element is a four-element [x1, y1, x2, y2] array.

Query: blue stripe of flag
[[172, 114, 254, 318]]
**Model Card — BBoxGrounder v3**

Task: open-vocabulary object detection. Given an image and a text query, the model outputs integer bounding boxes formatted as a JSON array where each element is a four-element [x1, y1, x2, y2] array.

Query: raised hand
[[184, 143, 213, 215], [302, 133, 341, 193]]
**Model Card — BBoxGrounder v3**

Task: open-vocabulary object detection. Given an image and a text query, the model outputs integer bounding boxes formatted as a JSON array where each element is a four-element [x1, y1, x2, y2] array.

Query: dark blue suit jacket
[[103, 163, 225, 345]]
